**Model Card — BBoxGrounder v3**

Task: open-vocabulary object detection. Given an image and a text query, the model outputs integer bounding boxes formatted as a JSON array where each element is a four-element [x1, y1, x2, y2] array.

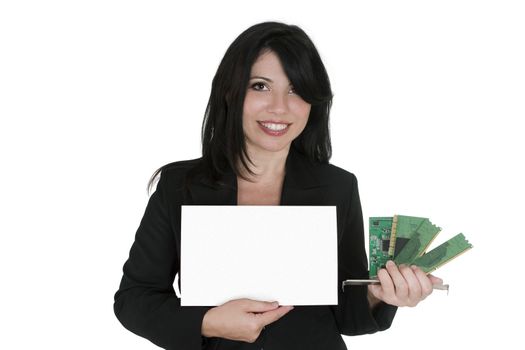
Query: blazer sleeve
[[330, 173, 398, 335], [113, 171, 211, 349]]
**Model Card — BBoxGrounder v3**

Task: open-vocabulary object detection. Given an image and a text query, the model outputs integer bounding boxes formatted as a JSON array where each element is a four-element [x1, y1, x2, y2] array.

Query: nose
[[267, 92, 289, 115]]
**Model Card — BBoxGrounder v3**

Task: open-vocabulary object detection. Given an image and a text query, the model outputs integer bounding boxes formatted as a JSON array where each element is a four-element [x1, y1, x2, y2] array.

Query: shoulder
[[323, 162, 357, 182], [160, 157, 202, 175], [314, 160, 358, 189], [154, 156, 203, 192]]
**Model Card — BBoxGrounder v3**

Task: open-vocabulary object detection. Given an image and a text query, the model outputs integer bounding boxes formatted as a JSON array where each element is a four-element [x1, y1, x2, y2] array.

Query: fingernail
[[386, 260, 394, 267]]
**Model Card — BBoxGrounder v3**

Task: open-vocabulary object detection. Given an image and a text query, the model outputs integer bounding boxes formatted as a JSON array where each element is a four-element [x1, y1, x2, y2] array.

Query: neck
[[237, 145, 290, 182]]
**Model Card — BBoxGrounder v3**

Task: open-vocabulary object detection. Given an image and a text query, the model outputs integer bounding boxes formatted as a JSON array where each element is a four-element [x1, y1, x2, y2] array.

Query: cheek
[[243, 93, 266, 117], [293, 101, 311, 125]]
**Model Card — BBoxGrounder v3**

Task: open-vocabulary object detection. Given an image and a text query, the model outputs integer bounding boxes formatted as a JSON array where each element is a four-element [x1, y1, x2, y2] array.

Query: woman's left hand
[[368, 260, 443, 307]]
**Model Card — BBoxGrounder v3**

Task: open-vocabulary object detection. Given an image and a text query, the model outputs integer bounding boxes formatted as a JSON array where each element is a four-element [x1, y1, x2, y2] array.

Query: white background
[[1, 0, 523, 349]]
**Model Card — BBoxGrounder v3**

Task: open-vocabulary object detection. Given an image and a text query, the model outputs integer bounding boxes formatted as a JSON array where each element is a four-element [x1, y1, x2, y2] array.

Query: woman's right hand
[[201, 298, 294, 343]]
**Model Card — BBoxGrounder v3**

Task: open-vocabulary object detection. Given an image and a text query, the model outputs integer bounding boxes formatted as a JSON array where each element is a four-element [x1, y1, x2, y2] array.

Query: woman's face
[[242, 50, 311, 157]]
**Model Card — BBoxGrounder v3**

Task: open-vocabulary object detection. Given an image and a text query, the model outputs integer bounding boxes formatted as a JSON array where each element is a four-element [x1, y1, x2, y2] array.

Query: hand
[[368, 260, 443, 307], [201, 298, 294, 343]]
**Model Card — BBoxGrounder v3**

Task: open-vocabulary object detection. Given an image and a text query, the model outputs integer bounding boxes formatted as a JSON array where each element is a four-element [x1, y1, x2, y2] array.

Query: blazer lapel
[[280, 147, 330, 205]]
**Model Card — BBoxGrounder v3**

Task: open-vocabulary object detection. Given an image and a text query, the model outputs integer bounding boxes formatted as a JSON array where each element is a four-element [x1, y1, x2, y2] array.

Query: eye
[[251, 82, 268, 91], [289, 86, 296, 94]]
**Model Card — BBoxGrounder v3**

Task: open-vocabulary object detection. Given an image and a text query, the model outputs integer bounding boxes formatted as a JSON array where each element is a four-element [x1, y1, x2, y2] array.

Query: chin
[[249, 140, 292, 154]]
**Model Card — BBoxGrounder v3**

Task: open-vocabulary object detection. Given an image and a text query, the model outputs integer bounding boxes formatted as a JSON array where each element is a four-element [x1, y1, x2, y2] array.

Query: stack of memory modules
[[369, 215, 473, 278]]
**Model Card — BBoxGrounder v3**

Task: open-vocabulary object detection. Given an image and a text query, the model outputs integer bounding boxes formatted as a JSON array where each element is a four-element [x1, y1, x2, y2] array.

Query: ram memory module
[[389, 215, 427, 257], [394, 218, 441, 265], [412, 233, 473, 273]]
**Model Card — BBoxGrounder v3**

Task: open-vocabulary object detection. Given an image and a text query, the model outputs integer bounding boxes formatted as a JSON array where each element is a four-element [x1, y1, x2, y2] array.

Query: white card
[[179, 205, 338, 306]]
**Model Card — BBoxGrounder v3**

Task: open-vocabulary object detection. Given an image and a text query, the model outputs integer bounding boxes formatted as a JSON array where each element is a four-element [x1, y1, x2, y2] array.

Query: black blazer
[[114, 147, 397, 350]]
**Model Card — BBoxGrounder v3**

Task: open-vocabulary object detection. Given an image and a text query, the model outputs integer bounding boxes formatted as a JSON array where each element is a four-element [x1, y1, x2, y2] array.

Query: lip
[[258, 120, 291, 125], [257, 121, 291, 136]]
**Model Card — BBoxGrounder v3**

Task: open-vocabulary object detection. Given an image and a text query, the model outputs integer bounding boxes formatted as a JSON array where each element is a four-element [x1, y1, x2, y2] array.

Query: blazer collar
[[186, 146, 328, 205]]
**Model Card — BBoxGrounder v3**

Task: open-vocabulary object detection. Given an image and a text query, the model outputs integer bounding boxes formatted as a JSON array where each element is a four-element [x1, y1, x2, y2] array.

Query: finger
[[411, 265, 433, 299], [376, 266, 394, 302], [257, 306, 294, 327], [241, 299, 279, 313], [386, 261, 408, 302], [428, 274, 444, 286], [399, 265, 421, 306]]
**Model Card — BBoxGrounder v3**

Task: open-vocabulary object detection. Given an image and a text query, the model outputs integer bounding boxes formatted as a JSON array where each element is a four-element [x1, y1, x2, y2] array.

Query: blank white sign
[[180, 205, 338, 306]]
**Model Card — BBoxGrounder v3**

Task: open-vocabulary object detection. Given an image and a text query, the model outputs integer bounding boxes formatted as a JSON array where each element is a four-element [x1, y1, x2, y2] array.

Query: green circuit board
[[369, 217, 393, 277], [389, 215, 427, 257], [368, 215, 471, 277], [394, 218, 441, 265], [412, 233, 473, 273]]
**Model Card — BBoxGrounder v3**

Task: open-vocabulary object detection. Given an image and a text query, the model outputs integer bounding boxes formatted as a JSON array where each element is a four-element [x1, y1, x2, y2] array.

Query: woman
[[114, 21, 442, 349]]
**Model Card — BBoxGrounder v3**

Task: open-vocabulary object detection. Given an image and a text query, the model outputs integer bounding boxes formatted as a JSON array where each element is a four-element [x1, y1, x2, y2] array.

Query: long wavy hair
[[148, 21, 333, 193]]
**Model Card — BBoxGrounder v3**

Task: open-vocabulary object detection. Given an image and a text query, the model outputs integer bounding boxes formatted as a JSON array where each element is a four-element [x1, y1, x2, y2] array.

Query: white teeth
[[260, 122, 289, 131]]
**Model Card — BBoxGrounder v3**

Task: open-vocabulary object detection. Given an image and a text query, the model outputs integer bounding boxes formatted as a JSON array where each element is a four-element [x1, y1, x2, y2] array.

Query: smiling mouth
[[257, 121, 291, 131], [257, 121, 291, 136]]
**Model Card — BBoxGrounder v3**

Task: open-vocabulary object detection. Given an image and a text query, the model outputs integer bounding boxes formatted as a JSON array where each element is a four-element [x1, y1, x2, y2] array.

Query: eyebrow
[[250, 75, 273, 82], [250, 76, 292, 86]]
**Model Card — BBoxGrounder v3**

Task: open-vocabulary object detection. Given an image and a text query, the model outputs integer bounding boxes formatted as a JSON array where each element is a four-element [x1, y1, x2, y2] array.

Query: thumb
[[243, 300, 279, 313], [256, 305, 294, 327], [428, 274, 443, 285]]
